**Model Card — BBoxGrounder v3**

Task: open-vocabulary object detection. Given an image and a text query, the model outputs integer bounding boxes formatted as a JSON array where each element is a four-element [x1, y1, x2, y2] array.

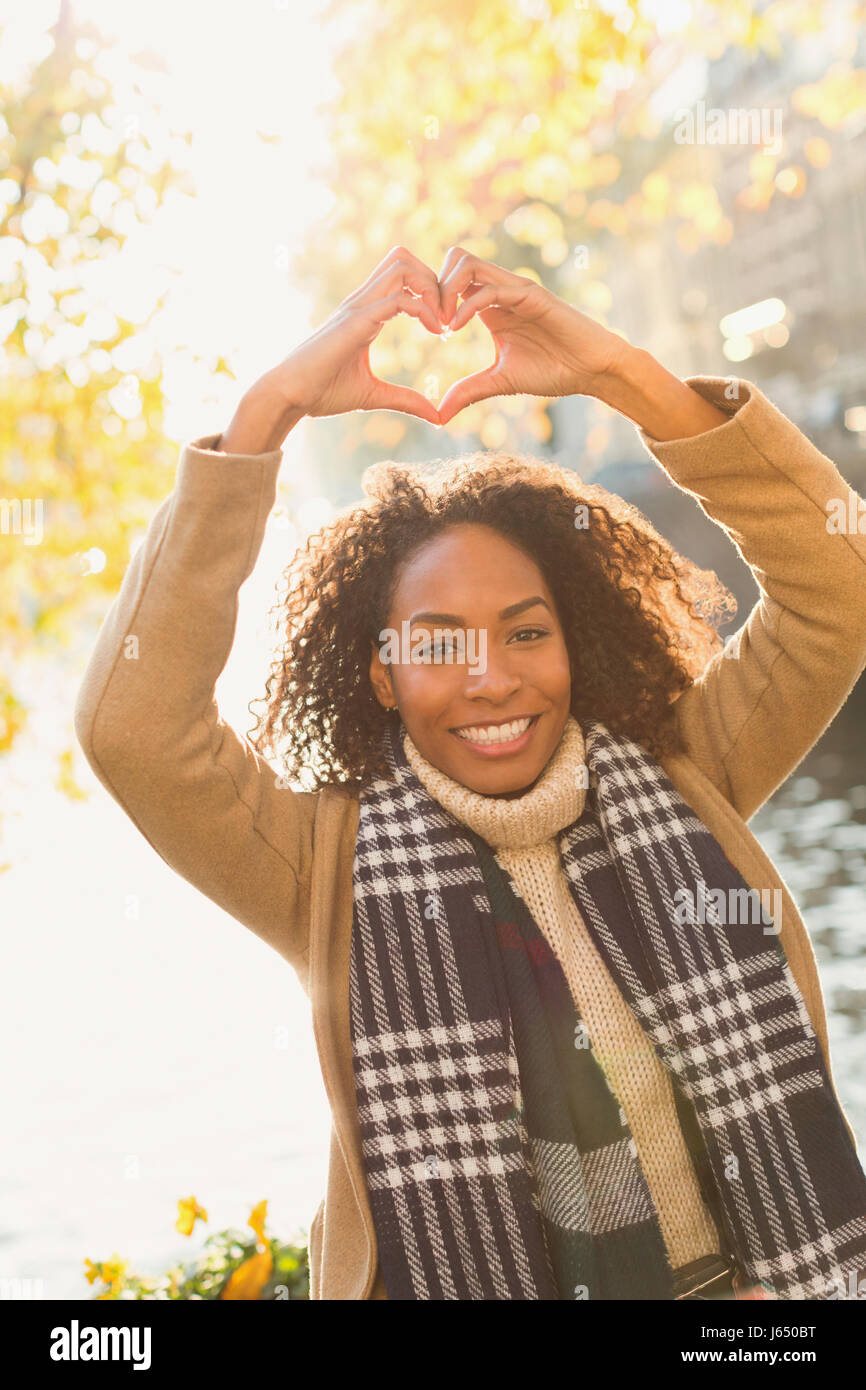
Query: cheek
[[543, 638, 572, 701], [392, 664, 464, 715]]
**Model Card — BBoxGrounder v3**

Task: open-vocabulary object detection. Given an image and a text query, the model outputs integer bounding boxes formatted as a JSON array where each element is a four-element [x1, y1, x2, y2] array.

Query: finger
[[436, 244, 466, 281], [355, 287, 443, 339], [348, 245, 429, 298], [350, 251, 443, 324], [435, 246, 470, 321], [437, 249, 518, 324], [437, 368, 501, 426], [449, 282, 520, 330], [355, 290, 444, 424], [436, 244, 503, 292], [365, 379, 441, 426]]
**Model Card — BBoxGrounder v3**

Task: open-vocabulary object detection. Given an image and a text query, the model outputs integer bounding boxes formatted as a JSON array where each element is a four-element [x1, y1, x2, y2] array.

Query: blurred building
[[549, 18, 866, 631], [554, 20, 866, 487]]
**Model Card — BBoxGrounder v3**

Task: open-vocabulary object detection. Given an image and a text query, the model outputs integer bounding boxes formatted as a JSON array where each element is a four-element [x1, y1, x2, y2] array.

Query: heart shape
[[413, 317, 492, 415], [369, 291, 497, 428], [350, 245, 643, 433], [353, 245, 575, 426]]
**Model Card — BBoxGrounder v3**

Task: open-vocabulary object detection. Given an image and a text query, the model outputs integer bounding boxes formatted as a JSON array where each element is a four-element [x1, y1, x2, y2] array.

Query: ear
[[369, 639, 397, 710]]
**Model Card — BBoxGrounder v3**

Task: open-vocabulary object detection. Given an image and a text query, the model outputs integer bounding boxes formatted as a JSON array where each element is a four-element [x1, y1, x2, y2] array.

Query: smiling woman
[[256, 461, 729, 796], [75, 246, 866, 1301]]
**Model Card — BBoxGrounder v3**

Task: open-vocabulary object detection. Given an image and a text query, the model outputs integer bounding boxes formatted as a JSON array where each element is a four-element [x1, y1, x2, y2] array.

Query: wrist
[[594, 345, 731, 441], [218, 377, 306, 454]]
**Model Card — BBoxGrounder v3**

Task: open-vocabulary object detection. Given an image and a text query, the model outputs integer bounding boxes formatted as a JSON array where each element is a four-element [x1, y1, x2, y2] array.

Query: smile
[[452, 714, 540, 754]]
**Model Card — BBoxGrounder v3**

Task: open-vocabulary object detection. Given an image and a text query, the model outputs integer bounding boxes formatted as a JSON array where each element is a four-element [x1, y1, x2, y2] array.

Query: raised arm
[[73, 428, 319, 971], [74, 246, 447, 970], [431, 247, 866, 821], [623, 364, 866, 820]]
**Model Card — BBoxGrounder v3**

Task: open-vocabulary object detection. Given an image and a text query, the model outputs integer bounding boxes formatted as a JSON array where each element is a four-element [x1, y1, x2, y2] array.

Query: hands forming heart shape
[[282, 245, 629, 429]]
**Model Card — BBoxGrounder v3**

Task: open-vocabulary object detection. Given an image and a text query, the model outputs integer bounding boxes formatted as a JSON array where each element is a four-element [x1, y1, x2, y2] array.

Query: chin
[[451, 752, 548, 797]]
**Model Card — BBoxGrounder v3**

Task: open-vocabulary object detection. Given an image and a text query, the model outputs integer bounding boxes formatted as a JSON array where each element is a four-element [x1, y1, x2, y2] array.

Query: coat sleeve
[[638, 376, 866, 822], [73, 433, 316, 971]]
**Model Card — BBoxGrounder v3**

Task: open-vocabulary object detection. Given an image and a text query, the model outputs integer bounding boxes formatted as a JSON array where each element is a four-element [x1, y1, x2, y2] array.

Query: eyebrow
[[408, 596, 552, 625]]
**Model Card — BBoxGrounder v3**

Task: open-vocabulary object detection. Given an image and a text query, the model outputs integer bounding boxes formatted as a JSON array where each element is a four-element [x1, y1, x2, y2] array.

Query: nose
[[462, 648, 521, 705]]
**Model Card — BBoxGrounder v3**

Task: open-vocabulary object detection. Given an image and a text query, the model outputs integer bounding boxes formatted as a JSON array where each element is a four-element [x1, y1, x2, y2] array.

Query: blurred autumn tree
[[294, 0, 866, 494], [0, 0, 195, 787]]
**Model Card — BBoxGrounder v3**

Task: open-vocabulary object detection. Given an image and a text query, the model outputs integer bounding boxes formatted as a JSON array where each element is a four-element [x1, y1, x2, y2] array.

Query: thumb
[[437, 369, 500, 425], [365, 377, 441, 426]]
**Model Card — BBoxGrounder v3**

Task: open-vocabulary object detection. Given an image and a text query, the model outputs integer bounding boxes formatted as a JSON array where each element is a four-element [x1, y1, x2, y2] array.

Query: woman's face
[[369, 523, 572, 795]]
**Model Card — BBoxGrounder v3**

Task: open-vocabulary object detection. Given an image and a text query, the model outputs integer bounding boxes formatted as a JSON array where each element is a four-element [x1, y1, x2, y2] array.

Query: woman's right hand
[[258, 246, 444, 428]]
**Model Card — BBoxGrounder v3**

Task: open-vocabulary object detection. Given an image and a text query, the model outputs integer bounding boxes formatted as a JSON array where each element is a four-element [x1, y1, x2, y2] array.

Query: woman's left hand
[[435, 247, 630, 425]]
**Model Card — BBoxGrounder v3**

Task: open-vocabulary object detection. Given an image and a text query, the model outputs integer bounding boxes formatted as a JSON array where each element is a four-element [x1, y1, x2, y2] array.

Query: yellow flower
[[220, 1248, 273, 1301], [247, 1199, 268, 1245], [100, 1254, 128, 1290], [83, 1258, 100, 1285], [176, 1196, 208, 1237], [219, 1200, 273, 1299]]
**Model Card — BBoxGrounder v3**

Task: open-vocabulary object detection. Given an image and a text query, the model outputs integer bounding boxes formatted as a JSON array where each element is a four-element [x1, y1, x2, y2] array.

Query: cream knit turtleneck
[[403, 716, 721, 1272]]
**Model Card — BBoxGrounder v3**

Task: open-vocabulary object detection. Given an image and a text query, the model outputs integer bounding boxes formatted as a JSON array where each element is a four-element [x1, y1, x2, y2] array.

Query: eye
[[509, 626, 550, 643], [411, 634, 462, 661], [428, 637, 458, 658]]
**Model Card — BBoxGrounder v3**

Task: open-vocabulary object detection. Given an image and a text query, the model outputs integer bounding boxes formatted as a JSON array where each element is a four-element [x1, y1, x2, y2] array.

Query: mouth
[[450, 713, 541, 757]]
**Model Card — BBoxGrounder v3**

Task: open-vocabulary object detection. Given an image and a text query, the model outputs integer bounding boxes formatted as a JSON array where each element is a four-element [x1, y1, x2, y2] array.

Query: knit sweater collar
[[402, 716, 587, 851]]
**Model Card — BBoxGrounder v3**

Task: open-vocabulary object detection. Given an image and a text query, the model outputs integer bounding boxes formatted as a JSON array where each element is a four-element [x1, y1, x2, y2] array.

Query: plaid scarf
[[349, 717, 866, 1299]]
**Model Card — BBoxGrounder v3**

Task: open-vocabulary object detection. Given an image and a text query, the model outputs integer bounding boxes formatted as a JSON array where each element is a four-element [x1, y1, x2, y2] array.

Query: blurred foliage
[[84, 1195, 310, 1300], [292, 0, 866, 485], [0, 0, 195, 777]]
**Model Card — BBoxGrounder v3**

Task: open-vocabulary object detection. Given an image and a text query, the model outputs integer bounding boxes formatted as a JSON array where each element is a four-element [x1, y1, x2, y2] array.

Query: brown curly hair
[[248, 450, 737, 789]]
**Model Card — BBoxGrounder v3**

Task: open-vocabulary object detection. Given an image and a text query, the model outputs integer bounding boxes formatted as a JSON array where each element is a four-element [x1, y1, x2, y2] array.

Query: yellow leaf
[[55, 747, 88, 801]]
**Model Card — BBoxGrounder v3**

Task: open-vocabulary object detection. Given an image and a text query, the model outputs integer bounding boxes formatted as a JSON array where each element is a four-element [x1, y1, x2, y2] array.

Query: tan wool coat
[[74, 376, 866, 1299]]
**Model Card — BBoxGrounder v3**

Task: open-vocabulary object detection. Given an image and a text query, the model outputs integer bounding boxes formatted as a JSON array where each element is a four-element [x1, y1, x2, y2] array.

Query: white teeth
[[456, 717, 532, 745]]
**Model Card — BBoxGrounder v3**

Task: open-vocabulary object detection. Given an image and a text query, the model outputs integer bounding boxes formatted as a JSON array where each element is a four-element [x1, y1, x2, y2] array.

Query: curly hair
[[248, 450, 737, 789]]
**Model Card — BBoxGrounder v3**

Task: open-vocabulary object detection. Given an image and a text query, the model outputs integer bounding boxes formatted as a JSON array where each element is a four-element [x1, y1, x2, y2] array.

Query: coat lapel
[[307, 784, 378, 1296]]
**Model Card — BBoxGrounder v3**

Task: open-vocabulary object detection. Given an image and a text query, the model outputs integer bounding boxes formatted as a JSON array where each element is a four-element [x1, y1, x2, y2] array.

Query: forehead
[[389, 524, 551, 615]]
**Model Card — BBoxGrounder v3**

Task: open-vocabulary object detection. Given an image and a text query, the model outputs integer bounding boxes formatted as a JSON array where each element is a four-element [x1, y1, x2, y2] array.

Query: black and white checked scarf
[[349, 717, 866, 1299]]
